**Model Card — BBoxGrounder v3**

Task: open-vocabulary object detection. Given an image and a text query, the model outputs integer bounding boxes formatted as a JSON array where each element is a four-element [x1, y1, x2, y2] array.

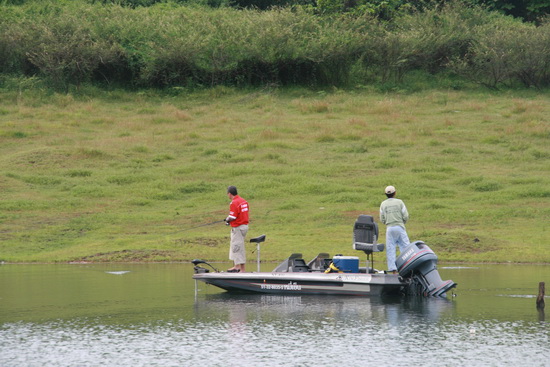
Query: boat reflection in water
[[194, 291, 456, 327]]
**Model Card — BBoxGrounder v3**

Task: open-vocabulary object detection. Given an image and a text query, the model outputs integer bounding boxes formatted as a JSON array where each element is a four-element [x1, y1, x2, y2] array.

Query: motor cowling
[[396, 241, 456, 297]]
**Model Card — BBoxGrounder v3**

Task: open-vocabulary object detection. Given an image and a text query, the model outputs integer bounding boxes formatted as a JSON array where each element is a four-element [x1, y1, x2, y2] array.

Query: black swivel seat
[[352, 215, 385, 272]]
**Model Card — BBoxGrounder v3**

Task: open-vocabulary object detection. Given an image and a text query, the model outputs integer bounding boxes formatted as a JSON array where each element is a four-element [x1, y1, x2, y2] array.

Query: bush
[[0, 7, 34, 74], [1, 0, 550, 90], [1, 2, 123, 90], [448, 16, 550, 89], [511, 22, 550, 88], [390, 3, 484, 73]]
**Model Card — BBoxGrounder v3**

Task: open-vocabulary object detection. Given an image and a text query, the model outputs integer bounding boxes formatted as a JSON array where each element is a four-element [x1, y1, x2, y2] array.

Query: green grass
[[0, 86, 549, 264]]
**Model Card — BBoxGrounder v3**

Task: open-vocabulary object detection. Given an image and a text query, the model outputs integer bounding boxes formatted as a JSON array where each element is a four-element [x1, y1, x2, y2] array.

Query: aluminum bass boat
[[193, 215, 457, 297]]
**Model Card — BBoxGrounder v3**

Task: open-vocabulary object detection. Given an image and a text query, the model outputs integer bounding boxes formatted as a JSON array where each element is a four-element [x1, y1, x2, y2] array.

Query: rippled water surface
[[1, 263, 548, 366]]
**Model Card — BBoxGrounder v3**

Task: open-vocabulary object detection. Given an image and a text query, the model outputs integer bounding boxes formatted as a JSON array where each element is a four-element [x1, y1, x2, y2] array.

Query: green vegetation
[[0, 86, 548, 264], [4, 0, 549, 23], [0, 0, 548, 265], [1, 1, 550, 91]]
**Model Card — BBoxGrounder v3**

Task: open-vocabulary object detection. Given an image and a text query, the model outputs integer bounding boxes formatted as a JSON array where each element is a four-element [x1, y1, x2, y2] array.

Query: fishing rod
[[160, 208, 270, 241], [173, 208, 269, 234], [175, 219, 226, 234]]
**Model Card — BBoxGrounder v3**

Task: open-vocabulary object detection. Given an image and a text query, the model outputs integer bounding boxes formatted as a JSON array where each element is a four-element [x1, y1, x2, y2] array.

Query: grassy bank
[[0, 85, 549, 265]]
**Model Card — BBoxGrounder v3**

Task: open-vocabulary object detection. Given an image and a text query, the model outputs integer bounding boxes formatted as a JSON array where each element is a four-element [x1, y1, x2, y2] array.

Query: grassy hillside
[[0, 86, 549, 265]]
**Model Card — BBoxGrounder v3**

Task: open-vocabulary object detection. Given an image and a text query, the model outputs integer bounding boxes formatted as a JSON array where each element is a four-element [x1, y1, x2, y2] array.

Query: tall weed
[[448, 15, 550, 89], [2, 0, 550, 89]]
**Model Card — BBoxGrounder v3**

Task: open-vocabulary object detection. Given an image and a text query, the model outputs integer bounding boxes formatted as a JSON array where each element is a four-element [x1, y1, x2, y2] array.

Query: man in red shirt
[[225, 186, 249, 272]]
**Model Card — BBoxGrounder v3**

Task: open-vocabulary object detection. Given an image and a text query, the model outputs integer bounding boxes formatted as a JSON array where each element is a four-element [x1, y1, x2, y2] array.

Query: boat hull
[[193, 272, 403, 296]]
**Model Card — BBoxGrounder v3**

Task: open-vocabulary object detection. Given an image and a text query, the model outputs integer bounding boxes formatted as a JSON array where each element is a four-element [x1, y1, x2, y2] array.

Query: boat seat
[[291, 258, 310, 272], [250, 234, 266, 243], [307, 253, 331, 272], [273, 253, 308, 272], [354, 242, 385, 253], [353, 215, 384, 254], [353, 214, 384, 271]]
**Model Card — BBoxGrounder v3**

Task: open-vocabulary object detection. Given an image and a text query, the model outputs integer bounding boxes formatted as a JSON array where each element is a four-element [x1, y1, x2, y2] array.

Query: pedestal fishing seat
[[352, 215, 385, 272]]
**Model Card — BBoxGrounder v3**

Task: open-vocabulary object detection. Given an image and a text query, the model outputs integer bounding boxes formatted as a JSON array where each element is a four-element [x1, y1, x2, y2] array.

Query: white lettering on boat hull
[[260, 282, 302, 291]]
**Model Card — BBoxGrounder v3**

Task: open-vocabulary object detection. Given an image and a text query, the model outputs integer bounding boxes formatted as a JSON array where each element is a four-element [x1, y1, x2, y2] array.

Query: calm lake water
[[1, 263, 548, 366]]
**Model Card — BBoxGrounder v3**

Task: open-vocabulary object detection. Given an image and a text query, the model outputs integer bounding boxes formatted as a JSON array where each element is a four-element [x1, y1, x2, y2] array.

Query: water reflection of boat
[[194, 292, 455, 323], [193, 215, 457, 298]]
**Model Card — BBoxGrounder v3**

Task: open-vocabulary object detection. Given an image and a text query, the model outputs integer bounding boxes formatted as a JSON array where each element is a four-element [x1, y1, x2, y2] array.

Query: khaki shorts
[[229, 225, 248, 265]]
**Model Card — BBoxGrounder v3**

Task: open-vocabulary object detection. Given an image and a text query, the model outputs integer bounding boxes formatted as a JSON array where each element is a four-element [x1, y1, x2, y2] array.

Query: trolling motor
[[192, 259, 219, 273], [396, 241, 457, 297]]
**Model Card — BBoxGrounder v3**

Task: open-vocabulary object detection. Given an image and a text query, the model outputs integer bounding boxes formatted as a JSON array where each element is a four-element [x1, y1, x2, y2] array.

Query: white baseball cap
[[385, 185, 396, 194]]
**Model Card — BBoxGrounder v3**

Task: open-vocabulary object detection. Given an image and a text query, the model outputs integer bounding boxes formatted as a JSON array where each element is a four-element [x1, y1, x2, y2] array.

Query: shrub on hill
[[0, 0, 549, 90]]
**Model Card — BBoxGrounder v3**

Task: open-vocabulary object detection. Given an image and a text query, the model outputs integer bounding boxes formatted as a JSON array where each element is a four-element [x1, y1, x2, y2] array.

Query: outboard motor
[[396, 241, 456, 297]]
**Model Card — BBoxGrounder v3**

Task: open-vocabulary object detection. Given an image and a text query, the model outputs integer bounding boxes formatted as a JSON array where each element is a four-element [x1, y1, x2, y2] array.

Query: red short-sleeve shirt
[[228, 195, 249, 227]]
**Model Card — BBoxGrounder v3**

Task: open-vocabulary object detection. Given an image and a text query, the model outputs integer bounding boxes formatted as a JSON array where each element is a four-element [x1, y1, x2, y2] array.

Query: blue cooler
[[332, 256, 359, 273]]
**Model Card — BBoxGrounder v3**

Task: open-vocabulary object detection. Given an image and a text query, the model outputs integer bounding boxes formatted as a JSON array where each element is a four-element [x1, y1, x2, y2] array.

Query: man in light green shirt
[[380, 185, 410, 273]]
